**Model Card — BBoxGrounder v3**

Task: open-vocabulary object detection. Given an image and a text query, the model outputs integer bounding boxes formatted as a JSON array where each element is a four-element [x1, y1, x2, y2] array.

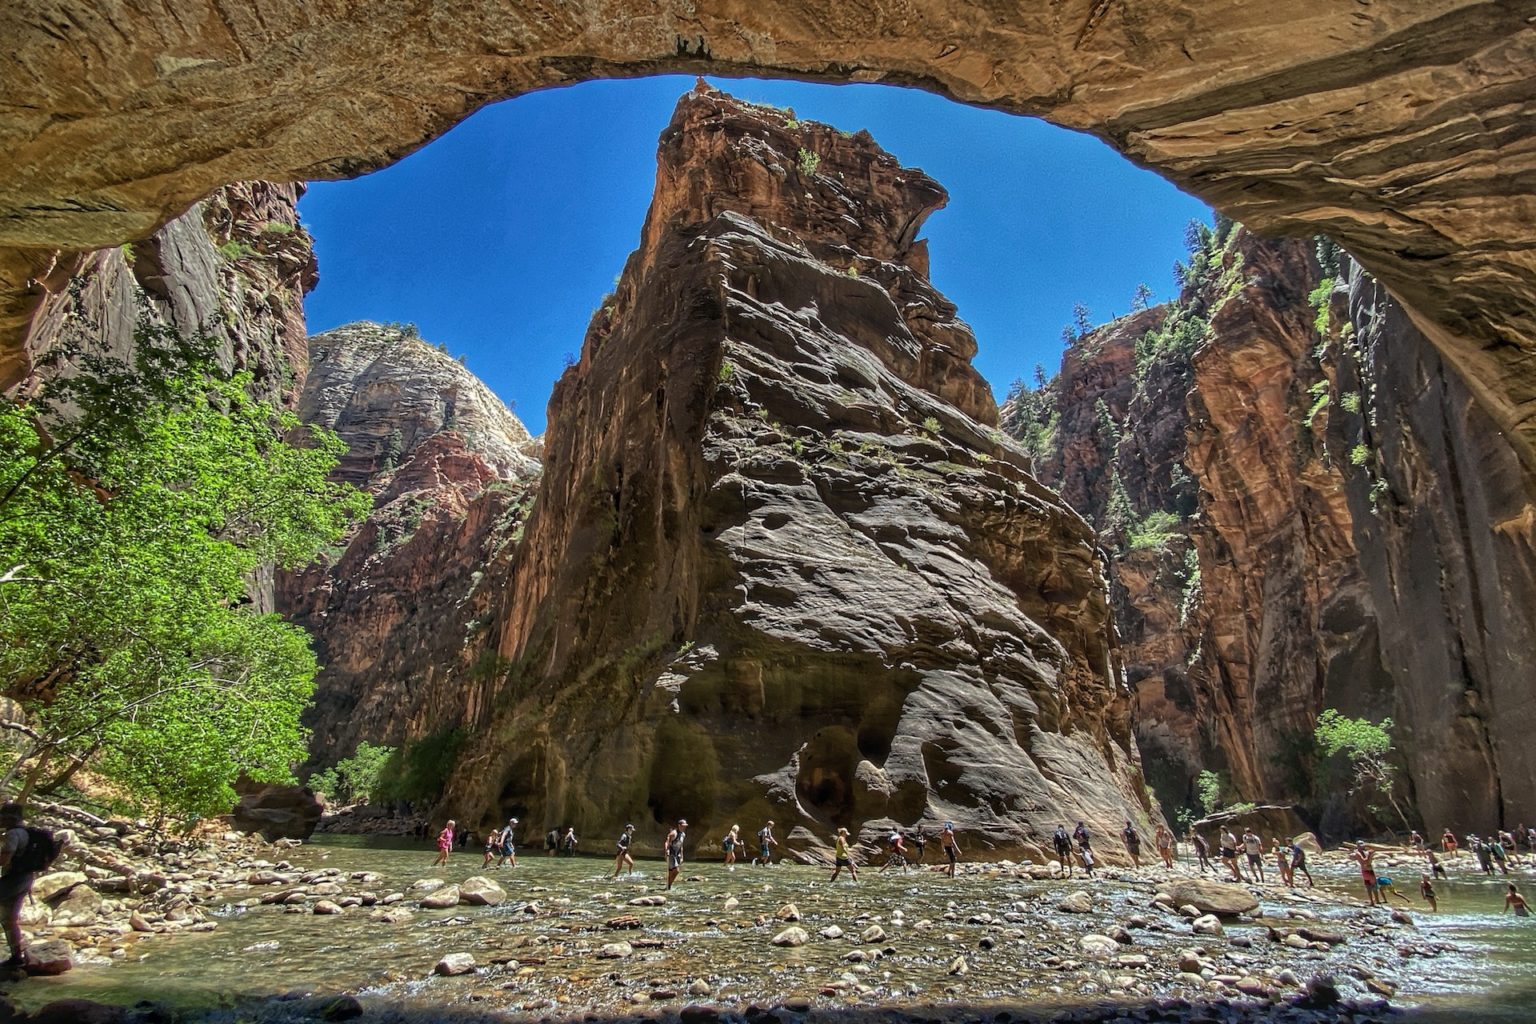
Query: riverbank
[[4, 832, 1533, 1023]]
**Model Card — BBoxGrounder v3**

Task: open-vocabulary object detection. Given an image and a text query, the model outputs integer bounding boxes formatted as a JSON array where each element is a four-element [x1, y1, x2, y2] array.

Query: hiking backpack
[[11, 827, 62, 874]]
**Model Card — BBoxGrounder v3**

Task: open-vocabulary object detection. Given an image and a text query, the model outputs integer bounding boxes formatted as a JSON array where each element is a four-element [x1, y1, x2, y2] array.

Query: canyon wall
[[442, 84, 1152, 856], [275, 323, 542, 768], [1011, 226, 1535, 833]]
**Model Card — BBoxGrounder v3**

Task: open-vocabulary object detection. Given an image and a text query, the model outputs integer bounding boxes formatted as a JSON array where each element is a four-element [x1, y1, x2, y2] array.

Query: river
[[12, 836, 1536, 1021]]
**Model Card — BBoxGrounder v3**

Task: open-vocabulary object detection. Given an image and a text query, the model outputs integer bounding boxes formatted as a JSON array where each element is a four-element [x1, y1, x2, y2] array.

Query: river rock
[[1079, 934, 1119, 958], [1056, 891, 1093, 914], [434, 952, 476, 975], [948, 956, 968, 975], [598, 941, 634, 958], [1191, 914, 1224, 936], [228, 781, 322, 841], [1163, 880, 1258, 917], [33, 871, 89, 904], [24, 940, 74, 976], [420, 885, 462, 909], [27, 999, 123, 1024], [771, 927, 808, 947], [50, 885, 102, 926], [458, 876, 506, 906], [819, 925, 844, 939], [630, 895, 667, 907], [859, 925, 886, 943], [1297, 926, 1346, 946], [313, 900, 343, 915], [411, 878, 445, 891], [776, 903, 801, 922], [370, 908, 413, 924]]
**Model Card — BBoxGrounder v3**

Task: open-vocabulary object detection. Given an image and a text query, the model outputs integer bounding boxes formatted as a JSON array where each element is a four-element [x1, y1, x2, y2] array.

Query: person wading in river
[[432, 819, 456, 868], [755, 821, 778, 866], [0, 803, 38, 968], [1154, 824, 1176, 870], [481, 828, 501, 868], [496, 818, 519, 869], [1242, 829, 1265, 883], [664, 819, 687, 890], [940, 822, 961, 877], [1192, 831, 1214, 874], [1350, 842, 1381, 906], [829, 827, 859, 883], [722, 824, 740, 870], [1504, 882, 1529, 917], [1219, 830, 1243, 882], [610, 823, 637, 878], [1289, 838, 1314, 887], [1121, 820, 1143, 868], [1419, 873, 1438, 912], [1052, 825, 1074, 878], [909, 826, 927, 863]]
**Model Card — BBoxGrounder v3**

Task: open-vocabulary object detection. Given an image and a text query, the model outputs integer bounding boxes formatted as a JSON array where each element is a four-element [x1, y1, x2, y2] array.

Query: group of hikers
[[431, 817, 963, 888]]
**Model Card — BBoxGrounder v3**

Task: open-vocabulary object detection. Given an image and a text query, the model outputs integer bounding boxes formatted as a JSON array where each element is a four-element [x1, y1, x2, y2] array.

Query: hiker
[[665, 819, 688, 890], [1154, 824, 1176, 869], [432, 819, 456, 867], [1072, 821, 1092, 854], [1408, 830, 1424, 852], [1441, 829, 1458, 856], [545, 828, 559, 856], [1375, 873, 1412, 906], [722, 824, 740, 870], [1490, 835, 1510, 874], [1350, 842, 1380, 906], [879, 830, 909, 873], [1242, 829, 1265, 883], [0, 803, 50, 968], [561, 826, 578, 857], [829, 827, 858, 882], [1219, 830, 1243, 883], [1289, 839, 1314, 887], [940, 822, 961, 877], [611, 823, 637, 878], [1121, 820, 1142, 868], [1475, 837, 1495, 875], [496, 817, 519, 868], [909, 826, 928, 863], [1424, 847, 1448, 880], [1192, 831, 1214, 874], [1272, 840, 1293, 888], [756, 821, 778, 865], [1052, 825, 1074, 878], [481, 828, 501, 868], [1504, 882, 1529, 918], [1419, 873, 1438, 912]]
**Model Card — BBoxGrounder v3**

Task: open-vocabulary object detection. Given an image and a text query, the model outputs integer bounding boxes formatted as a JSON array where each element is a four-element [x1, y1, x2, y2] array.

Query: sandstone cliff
[[443, 84, 1151, 856], [276, 323, 541, 768], [1014, 223, 1536, 835]]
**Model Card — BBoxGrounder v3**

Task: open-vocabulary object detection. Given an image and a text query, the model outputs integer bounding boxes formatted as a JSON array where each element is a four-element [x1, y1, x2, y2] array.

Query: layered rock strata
[[276, 323, 541, 767], [444, 85, 1151, 856]]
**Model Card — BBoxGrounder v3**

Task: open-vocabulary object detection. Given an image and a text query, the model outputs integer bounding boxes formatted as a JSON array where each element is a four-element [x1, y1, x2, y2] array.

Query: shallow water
[[14, 837, 1536, 1019]]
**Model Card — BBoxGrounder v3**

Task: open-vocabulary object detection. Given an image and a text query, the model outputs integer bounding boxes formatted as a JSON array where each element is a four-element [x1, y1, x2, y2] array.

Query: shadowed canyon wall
[[2, 2, 1534, 470], [442, 85, 1152, 856], [1009, 224, 1536, 834]]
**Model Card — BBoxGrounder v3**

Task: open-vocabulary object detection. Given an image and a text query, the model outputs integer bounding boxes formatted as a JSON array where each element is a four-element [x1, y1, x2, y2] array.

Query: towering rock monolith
[[441, 84, 1152, 857]]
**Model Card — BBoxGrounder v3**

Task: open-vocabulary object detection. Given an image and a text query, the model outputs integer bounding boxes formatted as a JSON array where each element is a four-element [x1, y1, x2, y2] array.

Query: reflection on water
[[12, 836, 1536, 1018]]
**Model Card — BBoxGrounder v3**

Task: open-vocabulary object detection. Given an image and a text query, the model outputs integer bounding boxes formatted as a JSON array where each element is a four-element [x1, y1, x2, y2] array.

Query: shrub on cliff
[[0, 319, 369, 825]]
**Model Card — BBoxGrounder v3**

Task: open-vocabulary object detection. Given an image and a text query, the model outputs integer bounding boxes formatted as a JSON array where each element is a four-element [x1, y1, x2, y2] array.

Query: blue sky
[[300, 76, 1210, 434]]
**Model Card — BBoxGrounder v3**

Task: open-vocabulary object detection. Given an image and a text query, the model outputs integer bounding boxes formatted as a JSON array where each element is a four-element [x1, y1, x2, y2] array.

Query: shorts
[[0, 872, 33, 921], [669, 851, 684, 871], [1220, 848, 1236, 859], [835, 857, 852, 868], [760, 844, 771, 860], [945, 846, 957, 863], [1246, 853, 1261, 866], [503, 843, 515, 856]]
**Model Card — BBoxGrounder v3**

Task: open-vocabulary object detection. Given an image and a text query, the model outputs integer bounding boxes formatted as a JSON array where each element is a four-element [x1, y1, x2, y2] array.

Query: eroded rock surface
[[276, 323, 541, 768], [3, 1, 1533, 466], [442, 84, 1150, 855]]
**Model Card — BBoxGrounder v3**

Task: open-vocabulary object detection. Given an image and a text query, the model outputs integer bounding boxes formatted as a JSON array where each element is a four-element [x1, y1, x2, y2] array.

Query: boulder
[[49, 885, 101, 926], [771, 927, 808, 947], [859, 925, 886, 943], [24, 940, 74, 976], [458, 876, 506, 906], [313, 900, 343, 915], [1079, 934, 1119, 958], [1056, 891, 1093, 914], [227, 782, 323, 841], [419, 885, 462, 909], [597, 941, 634, 958], [1191, 805, 1311, 846], [32, 871, 88, 904], [1163, 879, 1258, 917], [28, 999, 123, 1024], [1191, 914, 1224, 936], [434, 952, 476, 976]]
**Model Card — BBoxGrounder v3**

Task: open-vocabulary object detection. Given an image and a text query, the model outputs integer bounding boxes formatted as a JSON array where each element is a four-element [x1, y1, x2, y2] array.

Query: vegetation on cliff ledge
[[0, 320, 369, 824]]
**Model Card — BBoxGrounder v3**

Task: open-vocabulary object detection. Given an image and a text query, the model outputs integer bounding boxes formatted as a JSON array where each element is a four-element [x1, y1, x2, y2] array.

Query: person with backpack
[[664, 819, 687, 890], [0, 802, 59, 968], [756, 821, 778, 865], [722, 824, 741, 870], [611, 823, 637, 878], [1120, 820, 1143, 867], [1052, 825, 1074, 878], [495, 817, 519, 869]]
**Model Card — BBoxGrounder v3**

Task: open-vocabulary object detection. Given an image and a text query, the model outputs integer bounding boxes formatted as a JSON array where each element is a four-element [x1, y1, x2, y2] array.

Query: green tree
[[1196, 769, 1223, 815], [1072, 302, 1093, 337], [0, 320, 369, 824], [1130, 283, 1154, 312], [1313, 708, 1410, 829], [310, 741, 395, 805]]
